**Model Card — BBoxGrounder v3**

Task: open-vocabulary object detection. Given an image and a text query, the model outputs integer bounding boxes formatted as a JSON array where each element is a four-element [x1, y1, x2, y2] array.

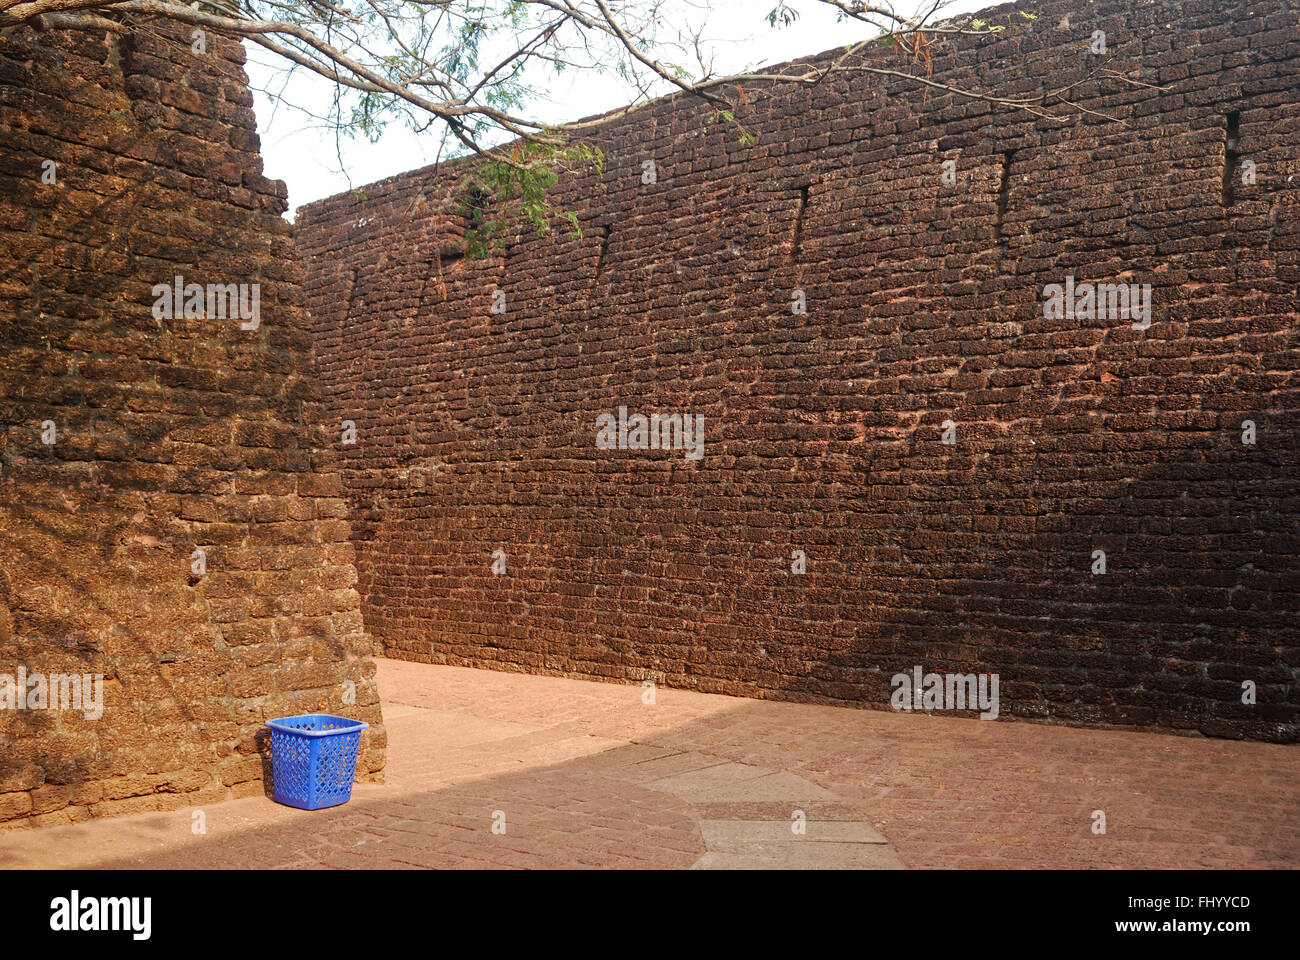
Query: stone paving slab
[[655, 770, 841, 803], [691, 847, 906, 870], [691, 801, 869, 821], [615, 752, 731, 783], [0, 658, 1296, 869], [640, 761, 777, 793], [699, 820, 889, 845]]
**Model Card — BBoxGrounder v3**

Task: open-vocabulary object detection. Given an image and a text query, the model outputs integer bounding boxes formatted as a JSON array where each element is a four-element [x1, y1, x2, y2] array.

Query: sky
[[244, 0, 993, 215]]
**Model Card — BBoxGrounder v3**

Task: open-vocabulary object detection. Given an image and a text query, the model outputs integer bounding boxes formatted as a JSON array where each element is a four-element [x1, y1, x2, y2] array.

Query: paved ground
[[0, 658, 1296, 869]]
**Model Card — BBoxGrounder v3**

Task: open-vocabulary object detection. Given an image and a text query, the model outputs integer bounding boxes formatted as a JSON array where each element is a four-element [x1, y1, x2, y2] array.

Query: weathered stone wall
[[0, 23, 384, 826], [297, 0, 1299, 741]]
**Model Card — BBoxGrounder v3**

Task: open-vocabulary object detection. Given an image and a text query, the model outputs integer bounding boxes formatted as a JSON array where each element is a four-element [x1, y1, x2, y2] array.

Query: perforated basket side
[[313, 730, 363, 807], [268, 715, 367, 810], [271, 729, 314, 808]]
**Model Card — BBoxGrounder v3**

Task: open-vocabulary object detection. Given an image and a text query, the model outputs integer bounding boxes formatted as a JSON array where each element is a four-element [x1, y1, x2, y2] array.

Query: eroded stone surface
[[0, 23, 385, 826]]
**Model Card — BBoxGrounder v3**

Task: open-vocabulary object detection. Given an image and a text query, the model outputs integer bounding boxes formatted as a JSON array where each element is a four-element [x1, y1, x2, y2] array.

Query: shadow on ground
[[1, 660, 1296, 869]]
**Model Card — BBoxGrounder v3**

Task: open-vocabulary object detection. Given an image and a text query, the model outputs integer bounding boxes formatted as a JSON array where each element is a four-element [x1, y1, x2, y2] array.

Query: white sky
[[244, 0, 993, 214]]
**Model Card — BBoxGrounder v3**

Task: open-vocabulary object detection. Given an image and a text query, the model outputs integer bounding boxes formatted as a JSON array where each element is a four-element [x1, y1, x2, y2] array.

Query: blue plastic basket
[[266, 714, 369, 810]]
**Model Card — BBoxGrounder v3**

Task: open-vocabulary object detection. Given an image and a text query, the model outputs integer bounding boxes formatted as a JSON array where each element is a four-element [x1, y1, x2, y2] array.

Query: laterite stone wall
[[0, 23, 384, 825], [297, 0, 1299, 741]]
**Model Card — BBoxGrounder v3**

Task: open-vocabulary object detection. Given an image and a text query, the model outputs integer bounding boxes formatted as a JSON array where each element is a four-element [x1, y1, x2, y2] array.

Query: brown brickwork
[[0, 23, 385, 826], [297, 0, 1299, 743]]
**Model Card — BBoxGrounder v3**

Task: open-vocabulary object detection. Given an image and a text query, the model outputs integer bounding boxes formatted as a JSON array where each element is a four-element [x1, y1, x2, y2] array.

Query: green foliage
[[706, 107, 757, 146], [295, 0, 546, 148], [458, 140, 605, 258], [766, 3, 800, 28], [247, 1, 1043, 260]]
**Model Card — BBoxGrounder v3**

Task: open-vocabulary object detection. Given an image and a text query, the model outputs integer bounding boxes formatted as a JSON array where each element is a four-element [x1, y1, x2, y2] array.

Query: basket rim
[[267, 714, 369, 737]]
